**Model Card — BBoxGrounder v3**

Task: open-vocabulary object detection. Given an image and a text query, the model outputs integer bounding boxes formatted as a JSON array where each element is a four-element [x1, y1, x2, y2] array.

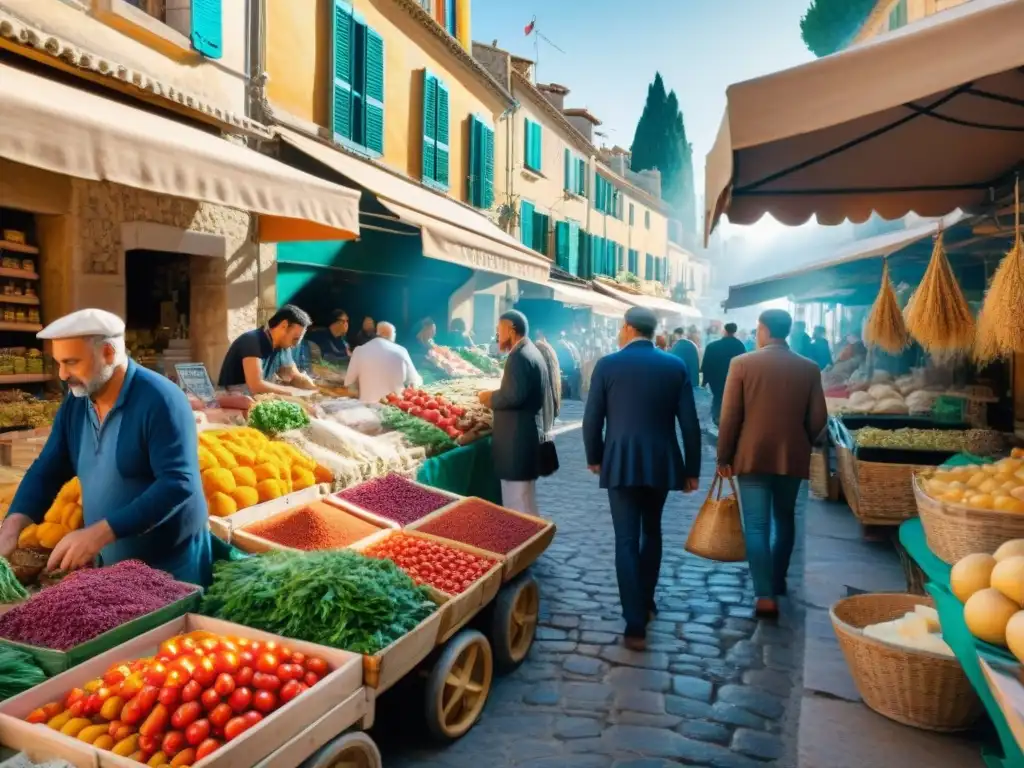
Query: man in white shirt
[[344, 321, 422, 403]]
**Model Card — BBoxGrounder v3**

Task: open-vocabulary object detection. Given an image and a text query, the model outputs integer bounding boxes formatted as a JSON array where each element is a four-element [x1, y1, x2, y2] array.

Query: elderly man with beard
[[0, 309, 211, 585]]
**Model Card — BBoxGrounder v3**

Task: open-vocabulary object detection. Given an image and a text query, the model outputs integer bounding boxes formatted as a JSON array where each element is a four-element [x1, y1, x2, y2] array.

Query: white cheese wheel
[[913, 604, 942, 633]]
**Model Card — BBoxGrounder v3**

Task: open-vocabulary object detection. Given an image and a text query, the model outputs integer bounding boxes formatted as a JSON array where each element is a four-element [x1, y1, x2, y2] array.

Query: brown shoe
[[755, 598, 779, 618], [624, 635, 647, 651]]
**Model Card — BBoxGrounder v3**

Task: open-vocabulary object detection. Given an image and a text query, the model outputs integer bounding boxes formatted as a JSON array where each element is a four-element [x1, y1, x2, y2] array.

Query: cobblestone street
[[378, 399, 803, 767]]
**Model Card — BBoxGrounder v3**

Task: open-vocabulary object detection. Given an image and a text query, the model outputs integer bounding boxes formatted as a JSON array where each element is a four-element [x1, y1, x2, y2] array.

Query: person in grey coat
[[478, 310, 549, 516]]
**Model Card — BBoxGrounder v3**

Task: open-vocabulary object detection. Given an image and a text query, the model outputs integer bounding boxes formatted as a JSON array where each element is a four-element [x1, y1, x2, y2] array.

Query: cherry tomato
[[201, 687, 222, 711], [165, 667, 190, 688], [276, 663, 303, 681], [242, 710, 263, 728], [252, 690, 277, 714], [162, 731, 187, 757], [252, 672, 280, 691], [195, 738, 222, 760], [304, 671, 321, 687], [138, 733, 161, 755], [214, 673, 236, 697], [157, 686, 181, 708], [198, 638, 221, 655], [185, 718, 211, 747], [171, 701, 202, 730], [228, 687, 252, 713], [235, 666, 254, 687], [278, 680, 304, 704], [143, 662, 168, 688], [209, 703, 233, 729], [238, 650, 256, 667], [170, 655, 198, 680], [214, 651, 240, 675], [136, 685, 160, 714], [158, 639, 181, 660], [290, 652, 306, 667], [255, 653, 279, 674], [220, 639, 239, 654], [180, 680, 203, 703], [223, 716, 250, 742], [169, 747, 195, 767], [139, 703, 170, 738], [180, 637, 198, 654], [261, 641, 280, 655], [191, 656, 217, 687]]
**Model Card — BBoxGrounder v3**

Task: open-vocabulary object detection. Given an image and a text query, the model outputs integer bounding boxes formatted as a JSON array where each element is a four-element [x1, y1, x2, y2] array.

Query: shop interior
[[124, 249, 192, 374]]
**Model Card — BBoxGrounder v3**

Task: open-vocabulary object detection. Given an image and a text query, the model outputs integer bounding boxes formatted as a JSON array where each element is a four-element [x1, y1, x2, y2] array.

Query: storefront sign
[[175, 363, 217, 406]]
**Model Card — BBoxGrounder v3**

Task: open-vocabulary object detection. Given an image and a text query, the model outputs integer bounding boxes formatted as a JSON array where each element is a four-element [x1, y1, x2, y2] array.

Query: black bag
[[539, 440, 559, 477]]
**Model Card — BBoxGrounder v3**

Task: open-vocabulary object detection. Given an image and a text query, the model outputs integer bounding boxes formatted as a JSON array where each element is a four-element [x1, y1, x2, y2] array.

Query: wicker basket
[[837, 445, 859, 513], [843, 456, 930, 526], [894, 537, 928, 595], [830, 593, 982, 731], [913, 473, 1024, 564], [810, 448, 829, 499]]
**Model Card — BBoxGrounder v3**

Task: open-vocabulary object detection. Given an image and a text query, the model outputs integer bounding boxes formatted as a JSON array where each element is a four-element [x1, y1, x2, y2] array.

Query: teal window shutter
[[568, 222, 580, 276], [422, 72, 437, 181], [534, 212, 549, 255], [523, 119, 531, 170], [563, 149, 571, 192], [363, 28, 385, 155], [467, 116, 479, 206], [331, 1, 354, 140], [555, 222, 569, 269], [520, 201, 535, 247], [445, 0, 457, 35], [191, 0, 223, 59], [524, 120, 542, 172], [533, 122, 542, 171], [435, 81, 450, 187], [576, 158, 586, 195], [645, 253, 653, 280], [482, 124, 495, 208]]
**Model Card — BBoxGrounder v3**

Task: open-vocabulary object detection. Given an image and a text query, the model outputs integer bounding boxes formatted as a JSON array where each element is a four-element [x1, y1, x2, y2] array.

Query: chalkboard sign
[[175, 363, 216, 406]]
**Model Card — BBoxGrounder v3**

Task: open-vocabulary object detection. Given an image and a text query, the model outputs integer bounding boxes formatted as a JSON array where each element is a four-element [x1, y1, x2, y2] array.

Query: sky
[[472, 0, 816, 237]]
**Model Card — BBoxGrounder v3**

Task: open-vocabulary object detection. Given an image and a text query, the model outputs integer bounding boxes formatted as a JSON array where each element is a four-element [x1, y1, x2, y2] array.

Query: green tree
[[800, 0, 877, 57]]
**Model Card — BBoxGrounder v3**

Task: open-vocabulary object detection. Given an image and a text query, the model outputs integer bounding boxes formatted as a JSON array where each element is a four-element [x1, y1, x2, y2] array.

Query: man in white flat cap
[[0, 309, 212, 585]]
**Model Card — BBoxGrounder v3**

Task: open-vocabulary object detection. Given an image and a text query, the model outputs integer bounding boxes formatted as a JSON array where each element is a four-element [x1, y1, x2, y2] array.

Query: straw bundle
[[974, 182, 1024, 361], [903, 233, 975, 360], [864, 260, 909, 354]]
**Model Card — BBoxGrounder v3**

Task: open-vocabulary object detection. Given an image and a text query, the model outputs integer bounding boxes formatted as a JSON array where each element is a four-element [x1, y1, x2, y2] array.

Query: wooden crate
[[230, 499, 384, 555], [0, 428, 49, 469], [208, 484, 330, 544], [362, 605, 444, 693], [323, 480, 462, 530], [352, 529, 504, 644], [0, 615, 365, 768], [408, 498, 557, 582]]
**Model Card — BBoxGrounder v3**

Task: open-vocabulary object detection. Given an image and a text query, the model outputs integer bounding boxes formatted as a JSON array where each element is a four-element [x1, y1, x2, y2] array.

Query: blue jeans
[[609, 487, 669, 637], [736, 474, 804, 599]]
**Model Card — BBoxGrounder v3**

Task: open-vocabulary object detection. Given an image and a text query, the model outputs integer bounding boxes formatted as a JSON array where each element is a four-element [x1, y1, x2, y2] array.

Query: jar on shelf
[[28, 308, 40, 324], [15, 308, 27, 324], [21, 259, 34, 273], [3, 307, 15, 323], [11, 282, 23, 297], [24, 284, 35, 298]]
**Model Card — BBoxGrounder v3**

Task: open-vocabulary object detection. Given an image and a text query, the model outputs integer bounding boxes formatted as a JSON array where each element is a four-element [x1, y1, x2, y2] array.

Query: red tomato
[[158, 639, 181, 660], [165, 667, 190, 688], [162, 731, 187, 757], [180, 680, 203, 703], [180, 637, 198, 654], [228, 687, 252, 713], [209, 703, 233, 728], [252, 690, 277, 714], [214, 651, 240, 675], [143, 662, 168, 688], [255, 652, 279, 674], [135, 685, 160, 712], [157, 686, 181, 707], [191, 656, 217, 687], [242, 710, 263, 728], [198, 638, 221, 655], [278, 680, 304, 704], [235, 666, 254, 687], [304, 671, 321, 687], [214, 673, 236, 697], [223, 716, 250, 742], [276, 663, 303, 681], [201, 687, 222, 711], [252, 672, 280, 691], [138, 733, 161, 755], [304, 657, 329, 677], [195, 738, 222, 760], [238, 650, 256, 667], [139, 703, 170, 738], [220, 639, 239, 654], [170, 701, 202, 730], [185, 718, 211, 747]]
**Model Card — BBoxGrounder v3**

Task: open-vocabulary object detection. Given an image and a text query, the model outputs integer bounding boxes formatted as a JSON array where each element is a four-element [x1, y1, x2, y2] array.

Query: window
[[627, 248, 638, 275], [644, 210, 651, 229], [554, 221, 581, 275], [644, 253, 654, 280], [422, 71, 450, 188], [888, 0, 907, 30], [562, 151, 587, 197], [332, 1, 385, 155], [628, 203, 635, 226], [593, 175, 616, 216], [121, 0, 222, 58], [467, 115, 495, 209], [519, 201, 549, 255], [524, 119, 542, 172]]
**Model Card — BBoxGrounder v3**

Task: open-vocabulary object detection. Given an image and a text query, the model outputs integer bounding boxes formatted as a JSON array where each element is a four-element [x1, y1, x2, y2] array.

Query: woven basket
[[894, 538, 928, 596], [837, 445, 859, 514], [810, 448, 830, 499], [851, 458, 929, 526], [830, 593, 982, 731], [913, 473, 1024, 564]]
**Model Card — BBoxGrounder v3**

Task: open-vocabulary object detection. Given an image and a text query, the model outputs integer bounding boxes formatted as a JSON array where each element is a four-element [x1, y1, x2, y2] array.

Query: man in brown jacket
[[717, 309, 828, 616]]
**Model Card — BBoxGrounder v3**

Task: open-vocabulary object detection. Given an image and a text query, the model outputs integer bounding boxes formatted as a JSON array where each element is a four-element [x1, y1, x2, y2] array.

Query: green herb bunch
[[248, 400, 310, 436], [200, 550, 436, 654], [380, 406, 455, 454], [0, 645, 46, 701], [0, 557, 28, 603]]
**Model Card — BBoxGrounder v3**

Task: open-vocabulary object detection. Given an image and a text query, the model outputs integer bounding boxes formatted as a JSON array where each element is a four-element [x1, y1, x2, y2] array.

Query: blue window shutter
[[563, 149, 571, 191], [422, 72, 437, 181], [555, 222, 569, 269], [534, 122, 542, 171], [645, 253, 652, 280], [445, 0, 457, 35], [520, 201, 535, 247], [576, 158, 585, 195], [467, 116, 479, 206], [332, 1, 354, 140], [191, 0, 223, 59], [523, 119, 531, 170], [482, 125, 495, 208], [435, 81, 450, 187], [568, 221, 580, 276], [363, 27, 385, 155]]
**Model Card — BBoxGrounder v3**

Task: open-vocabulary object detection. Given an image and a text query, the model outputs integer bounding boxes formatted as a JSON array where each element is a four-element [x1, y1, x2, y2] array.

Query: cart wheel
[[300, 731, 381, 768], [490, 572, 539, 673], [424, 628, 493, 742]]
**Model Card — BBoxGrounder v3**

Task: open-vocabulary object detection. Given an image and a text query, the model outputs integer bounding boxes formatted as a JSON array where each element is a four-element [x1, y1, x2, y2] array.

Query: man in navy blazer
[[583, 307, 702, 650]]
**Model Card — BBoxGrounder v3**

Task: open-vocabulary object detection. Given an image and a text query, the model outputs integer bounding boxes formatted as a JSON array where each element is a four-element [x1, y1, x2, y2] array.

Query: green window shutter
[[534, 212, 549, 255], [467, 116, 479, 206], [563, 149, 571, 192], [576, 158, 586, 195], [191, 0, 223, 59], [363, 27, 385, 155], [645, 253, 653, 280], [435, 81, 450, 187], [520, 201, 534, 247], [568, 222, 580, 276], [331, 1, 354, 140], [523, 119, 533, 170], [533, 122, 542, 171], [422, 72, 437, 181], [482, 125, 495, 208], [555, 222, 569, 269]]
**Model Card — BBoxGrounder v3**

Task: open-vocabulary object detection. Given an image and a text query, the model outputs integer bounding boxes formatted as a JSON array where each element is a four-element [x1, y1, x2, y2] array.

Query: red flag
[[524, 19, 535, 35]]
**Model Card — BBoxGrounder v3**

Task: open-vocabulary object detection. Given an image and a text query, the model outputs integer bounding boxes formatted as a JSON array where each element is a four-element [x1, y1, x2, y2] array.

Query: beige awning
[[593, 281, 701, 318], [705, 0, 1024, 242], [0, 62, 360, 241], [278, 128, 552, 284], [549, 281, 631, 317]]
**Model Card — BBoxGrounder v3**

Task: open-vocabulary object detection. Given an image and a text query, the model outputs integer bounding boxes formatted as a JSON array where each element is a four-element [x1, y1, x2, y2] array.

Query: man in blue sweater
[[0, 309, 211, 585]]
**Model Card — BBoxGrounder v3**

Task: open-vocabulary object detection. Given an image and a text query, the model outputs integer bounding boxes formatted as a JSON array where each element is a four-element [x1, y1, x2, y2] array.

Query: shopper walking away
[[669, 327, 700, 389], [701, 322, 747, 426], [478, 311, 549, 516], [583, 307, 702, 651], [555, 331, 581, 400], [534, 329, 561, 428], [717, 309, 827, 617], [809, 325, 833, 370], [788, 321, 814, 360]]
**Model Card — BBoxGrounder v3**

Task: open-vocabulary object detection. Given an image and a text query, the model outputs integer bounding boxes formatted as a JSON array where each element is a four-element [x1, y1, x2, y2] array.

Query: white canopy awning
[[593, 281, 701, 318], [278, 128, 552, 284], [549, 281, 631, 317], [0, 62, 361, 241]]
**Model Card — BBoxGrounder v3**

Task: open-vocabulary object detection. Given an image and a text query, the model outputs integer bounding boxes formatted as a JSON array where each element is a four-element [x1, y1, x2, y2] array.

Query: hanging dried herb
[[864, 260, 909, 354], [903, 232, 975, 361], [975, 181, 1024, 363]]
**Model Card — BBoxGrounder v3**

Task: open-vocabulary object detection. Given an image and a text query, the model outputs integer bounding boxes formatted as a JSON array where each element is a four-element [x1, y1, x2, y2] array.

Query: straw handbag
[[685, 475, 746, 562]]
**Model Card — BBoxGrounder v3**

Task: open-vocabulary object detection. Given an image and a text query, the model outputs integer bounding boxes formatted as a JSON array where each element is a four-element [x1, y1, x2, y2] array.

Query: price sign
[[175, 363, 217, 407]]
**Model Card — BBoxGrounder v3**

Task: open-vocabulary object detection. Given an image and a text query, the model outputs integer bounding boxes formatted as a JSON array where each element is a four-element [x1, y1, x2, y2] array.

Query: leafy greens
[[248, 400, 310, 436], [0, 645, 46, 701]]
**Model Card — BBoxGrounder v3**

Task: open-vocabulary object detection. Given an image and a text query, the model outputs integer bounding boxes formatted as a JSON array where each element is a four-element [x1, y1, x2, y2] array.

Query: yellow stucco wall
[[265, 0, 507, 203], [591, 192, 668, 273], [855, 0, 972, 42], [0, 0, 249, 114]]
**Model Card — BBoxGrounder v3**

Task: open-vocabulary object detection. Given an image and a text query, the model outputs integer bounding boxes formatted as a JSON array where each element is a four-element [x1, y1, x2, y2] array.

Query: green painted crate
[[0, 586, 202, 677]]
